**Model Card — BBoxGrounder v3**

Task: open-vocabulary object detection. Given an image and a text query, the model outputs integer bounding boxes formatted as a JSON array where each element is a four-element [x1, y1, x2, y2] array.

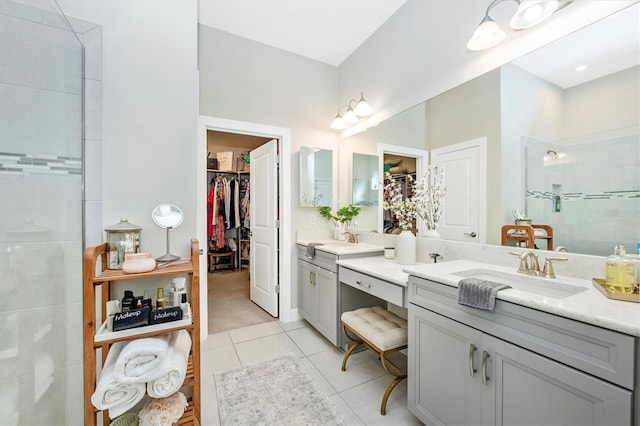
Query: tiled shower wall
[[0, 0, 101, 423], [525, 132, 640, 256]]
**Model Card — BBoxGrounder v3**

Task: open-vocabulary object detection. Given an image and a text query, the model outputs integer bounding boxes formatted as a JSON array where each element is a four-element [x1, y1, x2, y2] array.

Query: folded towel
[[533, 228, 547, 237], [91, 354, 146, 419], [147, 330, 192, 398], [457, 278, 511, 311], [111, 333, 174, 384], [305, 242, 324, 258]]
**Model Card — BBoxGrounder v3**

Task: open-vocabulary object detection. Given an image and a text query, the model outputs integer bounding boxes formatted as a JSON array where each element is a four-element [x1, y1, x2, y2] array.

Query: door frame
[[377, 143, 429, 236], [197, 115, 293, 338]]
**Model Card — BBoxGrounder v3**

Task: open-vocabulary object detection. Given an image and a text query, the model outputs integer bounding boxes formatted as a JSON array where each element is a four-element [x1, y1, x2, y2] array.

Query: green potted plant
[[319, 206, 361, 240]]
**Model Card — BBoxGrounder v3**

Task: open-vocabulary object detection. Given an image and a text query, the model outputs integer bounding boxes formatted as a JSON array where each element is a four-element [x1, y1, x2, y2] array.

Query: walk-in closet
[[206, 131, 276, 334]]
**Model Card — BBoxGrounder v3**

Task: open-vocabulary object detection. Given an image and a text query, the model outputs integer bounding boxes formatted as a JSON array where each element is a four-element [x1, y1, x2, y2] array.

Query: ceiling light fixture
[[543, 149, 567, 161], [467, 0, 572, 51], [330, 93, 372, 130]]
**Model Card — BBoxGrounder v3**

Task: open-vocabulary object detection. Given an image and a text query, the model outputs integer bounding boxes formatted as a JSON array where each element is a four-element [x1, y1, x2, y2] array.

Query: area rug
[[214, 355, 344, 426]]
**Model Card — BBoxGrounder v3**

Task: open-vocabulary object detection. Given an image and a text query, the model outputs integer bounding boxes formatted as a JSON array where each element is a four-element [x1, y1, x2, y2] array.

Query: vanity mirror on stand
[[152, 204, 184, 262]]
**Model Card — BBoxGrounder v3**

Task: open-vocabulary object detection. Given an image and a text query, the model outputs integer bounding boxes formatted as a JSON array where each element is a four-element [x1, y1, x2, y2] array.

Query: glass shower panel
[[0, 0, 83, 424]]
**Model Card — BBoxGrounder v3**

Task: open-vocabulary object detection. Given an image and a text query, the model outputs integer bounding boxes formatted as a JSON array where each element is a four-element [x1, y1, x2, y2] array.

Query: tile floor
[[200, 320, 423, 426]]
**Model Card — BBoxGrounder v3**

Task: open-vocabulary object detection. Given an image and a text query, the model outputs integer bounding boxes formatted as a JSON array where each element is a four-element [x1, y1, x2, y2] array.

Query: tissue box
[[149, 306, 183, 325], [112, 307, 150, 331], [217, 151, 236, 171]]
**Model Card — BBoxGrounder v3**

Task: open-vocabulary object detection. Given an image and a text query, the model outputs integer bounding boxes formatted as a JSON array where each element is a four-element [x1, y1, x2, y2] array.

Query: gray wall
[[198, 25, 340, 309]]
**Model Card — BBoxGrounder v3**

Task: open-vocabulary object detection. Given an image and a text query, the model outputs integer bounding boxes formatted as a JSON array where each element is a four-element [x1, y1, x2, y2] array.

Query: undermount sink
[[452, 268, 588, 299]]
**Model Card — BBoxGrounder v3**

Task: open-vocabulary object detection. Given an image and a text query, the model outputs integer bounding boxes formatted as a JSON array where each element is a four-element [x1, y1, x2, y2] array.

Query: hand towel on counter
[[111, 333, 175, 384], [305, 242, 324, 258], [457, 278, 511, 311], [91, 355, 146, 419], [147, 330, 192, 398]]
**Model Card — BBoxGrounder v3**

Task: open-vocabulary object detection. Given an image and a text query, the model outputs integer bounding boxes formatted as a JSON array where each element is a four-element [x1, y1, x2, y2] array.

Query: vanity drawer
[[339, 266, 404, 306], [297, 245, 338, 272]]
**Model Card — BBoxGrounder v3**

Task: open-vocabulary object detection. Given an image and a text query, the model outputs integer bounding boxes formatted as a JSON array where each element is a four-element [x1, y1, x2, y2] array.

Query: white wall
[[198, 25, 340, 311], [59, 0, 199, 257], [338, 0, 638, 130]]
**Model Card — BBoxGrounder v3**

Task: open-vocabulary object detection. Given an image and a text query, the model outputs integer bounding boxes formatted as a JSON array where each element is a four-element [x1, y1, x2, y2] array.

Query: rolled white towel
[[91, 355, 145, 419], [112, 333, 174, 384], [147, 330, 192, 398]]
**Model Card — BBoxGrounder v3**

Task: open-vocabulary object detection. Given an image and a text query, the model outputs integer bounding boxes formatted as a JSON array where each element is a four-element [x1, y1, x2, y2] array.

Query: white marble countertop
[[403, 259, 640, 337], [336, 256, 426, 287], [296, 240, 385, 256]]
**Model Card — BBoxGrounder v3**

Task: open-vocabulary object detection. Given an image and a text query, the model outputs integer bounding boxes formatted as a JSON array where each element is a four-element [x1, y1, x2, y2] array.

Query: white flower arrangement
[[413, 166, 446, 231], [382, 166, 446, 232], [382, 172, 417, 231], [138, 391, 187, 426]]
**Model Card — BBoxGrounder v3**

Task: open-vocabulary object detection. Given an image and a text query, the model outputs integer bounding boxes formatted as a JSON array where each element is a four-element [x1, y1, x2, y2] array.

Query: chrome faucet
[[343, 231, 359, 244], [510, 250, 540, 276]]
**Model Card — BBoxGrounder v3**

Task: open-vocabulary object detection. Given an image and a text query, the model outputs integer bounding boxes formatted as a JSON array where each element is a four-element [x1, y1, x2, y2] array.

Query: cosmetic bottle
[[121, 290, 135, 312], [606, 245, 635, 293], [156, 288, 166, 309], [170, 277, 186, 307], [180, 293, 189, 317]]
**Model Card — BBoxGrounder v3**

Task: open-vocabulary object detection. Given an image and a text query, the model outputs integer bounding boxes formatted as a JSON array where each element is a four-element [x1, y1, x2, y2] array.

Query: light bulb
[[467, 18, 505, 51], [343, 107, 358, 124], [330, 115, 346, 130], [510, 0, 558, 30]]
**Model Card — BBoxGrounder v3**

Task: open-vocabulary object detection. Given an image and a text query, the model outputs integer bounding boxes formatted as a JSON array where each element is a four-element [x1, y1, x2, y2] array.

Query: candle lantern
[[104, 218, 142, 270]]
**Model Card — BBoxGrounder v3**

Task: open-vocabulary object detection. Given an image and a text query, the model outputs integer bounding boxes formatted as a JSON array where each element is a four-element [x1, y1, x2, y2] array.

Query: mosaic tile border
[[527, 190, 640, 200], [0, 152, 81, 175]]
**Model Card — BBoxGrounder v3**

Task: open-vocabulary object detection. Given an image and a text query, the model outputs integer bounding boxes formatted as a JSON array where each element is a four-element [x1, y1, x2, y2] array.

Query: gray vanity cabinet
[[297, 244, 384, 346], [298, 257, 338, 343], [408, 277, 635, 426]]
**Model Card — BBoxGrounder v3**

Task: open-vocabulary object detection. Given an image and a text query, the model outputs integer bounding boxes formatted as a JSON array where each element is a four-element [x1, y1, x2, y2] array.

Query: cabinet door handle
[[468, 344, 477, 376], [310, 271, 316, 285], [482, 350, 490, 385], [355, 280, 371, 289]]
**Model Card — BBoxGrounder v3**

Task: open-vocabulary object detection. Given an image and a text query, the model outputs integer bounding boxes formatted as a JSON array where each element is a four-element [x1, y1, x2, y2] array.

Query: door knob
[[464, 232, 477, 238]]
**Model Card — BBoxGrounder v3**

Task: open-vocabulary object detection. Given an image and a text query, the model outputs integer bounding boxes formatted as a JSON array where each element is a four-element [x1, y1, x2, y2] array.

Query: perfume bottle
[[156, 288, 166, 309]]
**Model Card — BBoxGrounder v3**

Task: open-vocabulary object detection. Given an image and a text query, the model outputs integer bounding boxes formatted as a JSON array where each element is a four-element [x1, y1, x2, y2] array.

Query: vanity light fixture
[[330, 92, 372, 130], [467, 0, 573, 51]]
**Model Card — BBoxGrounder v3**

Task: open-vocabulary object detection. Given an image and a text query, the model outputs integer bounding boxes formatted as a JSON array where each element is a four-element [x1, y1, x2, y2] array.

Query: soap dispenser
[[606, 245, 635, 293]]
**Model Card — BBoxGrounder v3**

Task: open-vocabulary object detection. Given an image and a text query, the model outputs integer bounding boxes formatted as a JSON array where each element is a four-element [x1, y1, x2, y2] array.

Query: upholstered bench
[[341, 306, 408, 415]]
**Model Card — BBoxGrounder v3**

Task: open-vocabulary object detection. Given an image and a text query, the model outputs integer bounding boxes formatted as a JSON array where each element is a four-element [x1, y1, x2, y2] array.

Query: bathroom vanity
[[404, 260, 639, 426], [296, 242, 383, 345]]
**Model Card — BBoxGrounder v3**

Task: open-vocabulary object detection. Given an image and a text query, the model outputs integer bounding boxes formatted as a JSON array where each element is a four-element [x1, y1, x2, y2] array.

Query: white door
[[250, 139, 279, 316], [431, 138, 486, 243]]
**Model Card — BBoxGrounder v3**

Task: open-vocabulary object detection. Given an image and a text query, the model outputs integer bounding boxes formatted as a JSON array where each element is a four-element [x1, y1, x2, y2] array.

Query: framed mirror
[[299, 146, 332, 207], [339, 4, 639, 256], [351, 153, 379, 206]]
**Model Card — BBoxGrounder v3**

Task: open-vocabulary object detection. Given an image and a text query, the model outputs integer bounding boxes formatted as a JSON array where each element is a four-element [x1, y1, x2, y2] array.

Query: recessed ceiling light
[[575, 65, 587, 72]]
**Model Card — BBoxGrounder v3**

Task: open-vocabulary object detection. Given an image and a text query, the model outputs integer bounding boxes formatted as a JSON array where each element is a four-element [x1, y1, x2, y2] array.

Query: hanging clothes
[[207, 182, 214, 238]]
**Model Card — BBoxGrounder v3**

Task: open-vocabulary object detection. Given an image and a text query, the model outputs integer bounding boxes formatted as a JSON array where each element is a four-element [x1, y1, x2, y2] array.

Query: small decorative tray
[[592, 278, 640, 303]]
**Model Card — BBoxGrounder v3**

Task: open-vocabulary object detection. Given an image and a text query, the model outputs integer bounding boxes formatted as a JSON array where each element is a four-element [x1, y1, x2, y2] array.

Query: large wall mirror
[[299, 146, 332, 207], [340, 3, 639, 256]]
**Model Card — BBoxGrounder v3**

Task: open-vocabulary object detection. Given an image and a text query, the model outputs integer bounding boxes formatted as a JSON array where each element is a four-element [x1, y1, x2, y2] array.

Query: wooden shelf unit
[[83, 239, 201, 425], [501, 224, 553, 250]]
